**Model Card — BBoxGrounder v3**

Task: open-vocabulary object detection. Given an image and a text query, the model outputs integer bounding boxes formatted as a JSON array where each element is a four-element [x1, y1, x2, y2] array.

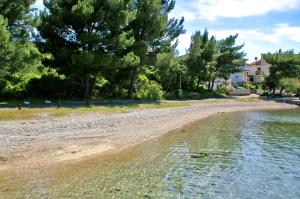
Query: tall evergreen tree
[[0, 0, 41, 76], [0, 15, 14, 77], [0, 0, 36, 41], [263, 50, 300, 93], [156, 47, 187, 92], [127, 0, 185, 97], [213, 34, 245, 89], [39, 0, 136, 99], [187, 29, 217, 90]]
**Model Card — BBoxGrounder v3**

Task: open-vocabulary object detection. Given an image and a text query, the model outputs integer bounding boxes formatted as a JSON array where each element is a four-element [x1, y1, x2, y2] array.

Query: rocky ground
[[0, 99, 297, 172]]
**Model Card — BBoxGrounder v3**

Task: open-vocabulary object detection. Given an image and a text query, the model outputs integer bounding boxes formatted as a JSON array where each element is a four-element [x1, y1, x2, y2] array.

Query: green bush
[[26, 74, 63, 98], [182, 89, 223, 99], [0, 72, 40, 99], [25, 71, 82, 99], [279, 78, 298, 95], [184, 92, 201, 99], [164, 92, 176, 100], [218, 84, 235, 95], [134, 75, 164, 100], [242, 82, 264, 90], [242, 82, 257, 90]]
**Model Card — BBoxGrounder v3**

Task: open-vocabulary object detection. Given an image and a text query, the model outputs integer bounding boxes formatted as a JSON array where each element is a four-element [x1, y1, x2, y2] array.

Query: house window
[[248, 75, 254, 83]]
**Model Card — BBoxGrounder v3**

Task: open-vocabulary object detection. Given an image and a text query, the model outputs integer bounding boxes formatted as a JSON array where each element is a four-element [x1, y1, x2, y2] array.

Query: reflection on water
[[1, 109, 300, 198]]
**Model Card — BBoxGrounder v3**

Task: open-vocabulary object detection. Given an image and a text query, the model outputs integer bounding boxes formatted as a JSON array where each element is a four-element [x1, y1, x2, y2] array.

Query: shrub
[[164, 92, 176, 100], [184, 92, 201, 99], [242, 82, 257, 90], [26, 74, 63, 98], [218, 84, 235, 95], [25, 72, 82, 99], [279, 78, 298, 95], [0, 72, 40, 99], [182, 89, 223, 99], [134, 75, 164, 100]]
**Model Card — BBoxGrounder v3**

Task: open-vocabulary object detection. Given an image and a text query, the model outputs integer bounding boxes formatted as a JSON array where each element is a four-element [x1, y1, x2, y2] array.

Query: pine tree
[[263, 50, 300, 93], [186, 29, 217, 90], [39, 0, 136, 99], [0, 15, 14, 76], [0, 0, 36, 41], [0, 14, 42, 76], [213, 34, 246, 89], [127, 0, 184, 97]]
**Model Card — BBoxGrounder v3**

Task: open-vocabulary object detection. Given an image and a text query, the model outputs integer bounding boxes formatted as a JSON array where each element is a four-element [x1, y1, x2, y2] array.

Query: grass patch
[[234, 98, 261, 103], [138, 102, 190, 109], [196, 99, 231, 104], [0, 109, 43, 121], [0, 102, 191, 121]]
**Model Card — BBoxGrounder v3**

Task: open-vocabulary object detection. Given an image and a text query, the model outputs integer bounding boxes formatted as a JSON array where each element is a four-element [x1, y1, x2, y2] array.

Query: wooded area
[[0, 0, 299, 101]]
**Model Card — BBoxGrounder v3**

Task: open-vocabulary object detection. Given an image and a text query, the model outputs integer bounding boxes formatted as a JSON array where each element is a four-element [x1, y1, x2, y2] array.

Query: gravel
[[0, 100, 297, 170]]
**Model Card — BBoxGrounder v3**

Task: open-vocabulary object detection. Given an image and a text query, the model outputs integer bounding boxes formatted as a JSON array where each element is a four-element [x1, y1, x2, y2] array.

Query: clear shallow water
[[1, 109, 300, 198]]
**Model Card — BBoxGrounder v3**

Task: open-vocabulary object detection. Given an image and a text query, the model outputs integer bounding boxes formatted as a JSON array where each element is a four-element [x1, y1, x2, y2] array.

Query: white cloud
[[209, 24, 300, 44], [209, 29, 279, 44], [180, 12, 197, 22], [193, 0, 300, 20], [274, 24, 300, 42], [176, 33, 192, 55], [176, 24, 300, 60]]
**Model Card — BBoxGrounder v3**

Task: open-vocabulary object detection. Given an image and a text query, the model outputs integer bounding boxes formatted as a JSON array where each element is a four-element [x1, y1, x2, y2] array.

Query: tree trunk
[[84, 73, 90, 101], [211, 79, 215, 91], [208, 81, 211, 90], [128, 67, 139, 98], [280, 87, 284, 95]]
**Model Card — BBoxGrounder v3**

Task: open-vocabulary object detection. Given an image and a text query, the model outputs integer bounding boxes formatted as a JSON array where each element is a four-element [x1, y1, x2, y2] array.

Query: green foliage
[[134, 75, 164, 100], [186, 30, 246, 91], [127, 0, 185, 97], [0, 72, 40, 99], [218, 84, 235, 95], [187, 29, 217, 90], [183, 89, 223, 99], [156, 50, 187, 91], [242, 82, 257, 90], [39, 0, 136, 99], [0, 0, 37, 40], [0, 0, 44, 95], [0, 15, 14, 76], [216, 34, 246, 80], [263, 50, 300, 93], [25, 69, 82, 99], [0, 14, 43, 99], [279, 78, 298, 94], [0, 0, 275, 101]]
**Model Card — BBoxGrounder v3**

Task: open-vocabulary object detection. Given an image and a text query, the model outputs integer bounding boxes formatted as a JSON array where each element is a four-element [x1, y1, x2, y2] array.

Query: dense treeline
[[263, 50, 300, 95], [3, 0, 297, 101]]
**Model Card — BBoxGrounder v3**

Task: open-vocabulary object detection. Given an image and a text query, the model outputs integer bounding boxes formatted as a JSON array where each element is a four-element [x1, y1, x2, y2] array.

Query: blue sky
[[170, 0, 300, 62], [34, 0, 300, 62]]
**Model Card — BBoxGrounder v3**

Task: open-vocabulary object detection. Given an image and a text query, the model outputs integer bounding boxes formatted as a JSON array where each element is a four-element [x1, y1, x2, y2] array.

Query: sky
[[34, 0, 300, 62]]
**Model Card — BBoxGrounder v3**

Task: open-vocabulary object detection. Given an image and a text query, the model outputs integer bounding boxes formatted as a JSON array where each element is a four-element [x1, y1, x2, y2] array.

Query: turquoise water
[[1, 109, 300, 198]]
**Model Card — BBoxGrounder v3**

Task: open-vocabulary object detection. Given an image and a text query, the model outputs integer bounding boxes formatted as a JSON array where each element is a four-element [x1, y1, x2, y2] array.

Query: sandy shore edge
[[0, 100, 298, 173]]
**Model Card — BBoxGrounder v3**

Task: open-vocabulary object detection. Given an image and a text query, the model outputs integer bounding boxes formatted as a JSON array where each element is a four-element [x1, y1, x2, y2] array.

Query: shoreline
[[0, 99, 298, 173]]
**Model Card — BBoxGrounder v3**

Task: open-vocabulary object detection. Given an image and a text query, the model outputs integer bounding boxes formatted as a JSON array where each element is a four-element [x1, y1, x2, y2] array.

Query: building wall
[[231, 58, 271, 84], [231, 72, 246, 84]]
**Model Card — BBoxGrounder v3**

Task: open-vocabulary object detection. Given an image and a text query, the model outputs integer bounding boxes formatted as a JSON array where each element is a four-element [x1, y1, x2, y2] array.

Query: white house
[[231, 57, 271, 85], [230, 65, 249, 84]]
